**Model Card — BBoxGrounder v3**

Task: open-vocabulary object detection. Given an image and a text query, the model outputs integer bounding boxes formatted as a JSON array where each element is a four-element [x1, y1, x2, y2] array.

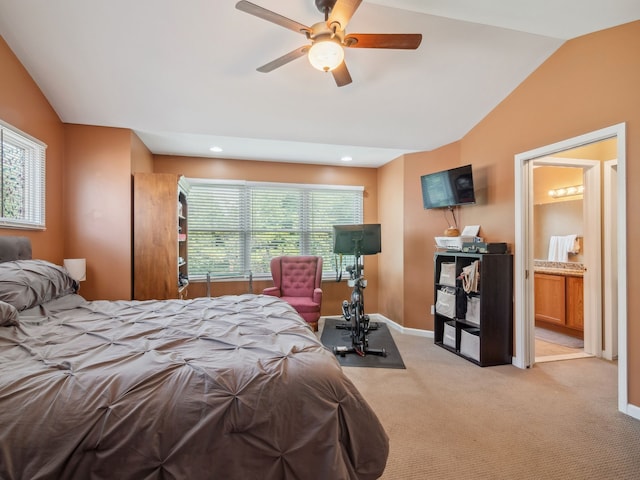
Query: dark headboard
[[0, 236, 32, 263]]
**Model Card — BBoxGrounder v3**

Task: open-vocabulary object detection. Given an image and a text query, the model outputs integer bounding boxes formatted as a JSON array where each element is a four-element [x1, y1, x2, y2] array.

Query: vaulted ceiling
[[1, 0, 639, 167]]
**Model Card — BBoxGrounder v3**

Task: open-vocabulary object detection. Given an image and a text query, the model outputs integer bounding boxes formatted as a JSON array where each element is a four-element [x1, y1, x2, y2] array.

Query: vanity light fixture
[[548, 184, 584, 198], [209, 146, 223, 153], [341, 155, 353, 162]]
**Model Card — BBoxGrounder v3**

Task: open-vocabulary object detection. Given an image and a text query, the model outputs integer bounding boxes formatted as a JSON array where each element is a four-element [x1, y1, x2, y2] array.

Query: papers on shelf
[[461, 225, 480, 237]]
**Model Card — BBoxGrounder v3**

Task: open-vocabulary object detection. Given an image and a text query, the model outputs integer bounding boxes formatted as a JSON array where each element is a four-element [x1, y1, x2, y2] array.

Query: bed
[[0, 237, 389, 479]]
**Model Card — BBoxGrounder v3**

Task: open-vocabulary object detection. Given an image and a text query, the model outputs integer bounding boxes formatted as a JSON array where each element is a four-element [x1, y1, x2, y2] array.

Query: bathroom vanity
[[534, 260, 584, 338]]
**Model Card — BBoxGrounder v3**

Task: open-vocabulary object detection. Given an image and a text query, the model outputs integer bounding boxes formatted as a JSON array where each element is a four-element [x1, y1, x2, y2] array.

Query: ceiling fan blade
[[327, 0, 362, 31], [236, 1, 310, 35], [332, 61, 352, 87], [344, 33, 422, 49], [256, 46, 310, 73]]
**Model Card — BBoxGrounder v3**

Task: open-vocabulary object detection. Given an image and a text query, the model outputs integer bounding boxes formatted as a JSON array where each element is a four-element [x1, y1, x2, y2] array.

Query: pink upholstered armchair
[[263, 255, 323, 331]]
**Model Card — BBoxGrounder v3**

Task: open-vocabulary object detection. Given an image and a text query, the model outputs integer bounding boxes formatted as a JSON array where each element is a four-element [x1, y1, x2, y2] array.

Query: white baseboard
[[624, 402, 640, 421], [369, 313, 434, 338]]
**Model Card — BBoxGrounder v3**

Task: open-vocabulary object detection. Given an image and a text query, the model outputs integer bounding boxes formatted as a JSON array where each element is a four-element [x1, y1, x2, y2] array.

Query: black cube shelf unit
[[434, 251, 513, 366]]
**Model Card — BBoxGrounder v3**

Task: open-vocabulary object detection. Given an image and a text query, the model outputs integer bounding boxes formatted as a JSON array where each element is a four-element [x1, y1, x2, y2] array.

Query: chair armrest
[[263, 287, 281, 297], [313, 288, 323, 304]]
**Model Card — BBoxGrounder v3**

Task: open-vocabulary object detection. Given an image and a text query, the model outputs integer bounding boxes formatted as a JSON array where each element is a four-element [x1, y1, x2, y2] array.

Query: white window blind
[[187, 179, 363, 278], [0, 120, 46, 229]]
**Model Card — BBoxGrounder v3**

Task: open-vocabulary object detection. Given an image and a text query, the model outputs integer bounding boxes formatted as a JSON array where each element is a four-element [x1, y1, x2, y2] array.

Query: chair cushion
[[279, 257, 319, 297], [281, 296, 321, 313]]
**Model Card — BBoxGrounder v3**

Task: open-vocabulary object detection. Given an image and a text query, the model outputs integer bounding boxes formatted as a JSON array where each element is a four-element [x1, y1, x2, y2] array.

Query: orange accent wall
[[0, 36, 65, 261], [379, 143, 461, 331], [152, 155, 379, 316], [377, 156, 405, 325], [461, 21, 640, 403], [63, 124, 134, 300], [390, 21, 640, 403], [131, 132, 154, 173]]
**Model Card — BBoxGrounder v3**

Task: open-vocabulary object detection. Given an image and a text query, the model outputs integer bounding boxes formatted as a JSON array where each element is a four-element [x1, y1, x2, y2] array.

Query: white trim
[[602, 160, 618, 361], [626, 403, 640, 421], [513, 156, 534, 368], [615, 126, 628, 416], [370, 313, 435, 338], [0, 118, 47, 148], [186, 177, 364, 191]]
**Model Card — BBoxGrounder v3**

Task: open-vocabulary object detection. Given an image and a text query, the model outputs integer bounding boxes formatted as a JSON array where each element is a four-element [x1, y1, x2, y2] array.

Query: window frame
[[0, 119, 47, 230], [186, 178, 364, 281]]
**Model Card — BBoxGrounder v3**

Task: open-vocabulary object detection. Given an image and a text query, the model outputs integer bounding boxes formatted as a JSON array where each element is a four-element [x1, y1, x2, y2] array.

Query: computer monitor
[[333, 224, 381, 256]]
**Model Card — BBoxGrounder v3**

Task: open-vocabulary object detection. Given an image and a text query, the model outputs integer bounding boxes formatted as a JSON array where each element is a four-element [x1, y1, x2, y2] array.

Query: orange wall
[[63, 125, 134, 300], [153, 155, 379, 316], [0, 36, 65, 260], [131, 132, 154, 173], [376, 144, 461, 330], [389, 21, 640, 403], [377, 158, 405, 325]]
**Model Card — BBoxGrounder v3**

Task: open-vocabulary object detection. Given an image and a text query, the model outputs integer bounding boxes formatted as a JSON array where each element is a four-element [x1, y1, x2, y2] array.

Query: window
[[0, 120, 46, 229], [187, 179, 363, 278]]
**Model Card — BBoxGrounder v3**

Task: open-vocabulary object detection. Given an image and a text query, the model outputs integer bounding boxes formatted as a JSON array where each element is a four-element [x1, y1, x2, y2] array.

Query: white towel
[[565, 234, 579, 254], [547, 234, 579, 262]]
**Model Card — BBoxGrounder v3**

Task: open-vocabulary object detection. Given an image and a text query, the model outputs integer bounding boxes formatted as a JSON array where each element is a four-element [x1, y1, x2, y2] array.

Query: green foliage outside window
[[0, 122, 46, 229]]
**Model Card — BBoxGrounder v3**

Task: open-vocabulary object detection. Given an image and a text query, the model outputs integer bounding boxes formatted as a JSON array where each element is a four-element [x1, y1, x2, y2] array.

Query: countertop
[[534, 260, 585, 277]]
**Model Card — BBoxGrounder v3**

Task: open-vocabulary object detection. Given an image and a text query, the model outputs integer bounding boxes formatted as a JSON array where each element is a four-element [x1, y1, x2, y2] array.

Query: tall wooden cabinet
[[133, 173, 189, 300], [434, 252, 513, 366]]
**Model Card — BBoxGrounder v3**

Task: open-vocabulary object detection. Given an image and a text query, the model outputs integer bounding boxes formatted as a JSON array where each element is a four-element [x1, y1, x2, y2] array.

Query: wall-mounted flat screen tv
[[420, 164, 476, 209]]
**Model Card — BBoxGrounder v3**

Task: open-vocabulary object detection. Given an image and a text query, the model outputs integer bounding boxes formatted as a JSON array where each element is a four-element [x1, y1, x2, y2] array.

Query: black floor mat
[[321, 317, 406, 369]]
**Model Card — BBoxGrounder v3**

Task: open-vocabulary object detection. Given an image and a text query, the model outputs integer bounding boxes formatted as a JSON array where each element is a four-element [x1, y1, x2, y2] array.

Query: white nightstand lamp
[[63, 258, 86, 282]]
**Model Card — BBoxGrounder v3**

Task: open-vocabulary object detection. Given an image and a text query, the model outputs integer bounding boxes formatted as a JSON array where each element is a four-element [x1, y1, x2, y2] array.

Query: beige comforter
[[0, 293, 388, 479]]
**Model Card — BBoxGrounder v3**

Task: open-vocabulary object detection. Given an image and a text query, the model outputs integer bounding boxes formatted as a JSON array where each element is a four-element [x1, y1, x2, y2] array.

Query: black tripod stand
[[333, 252, 386, 358]]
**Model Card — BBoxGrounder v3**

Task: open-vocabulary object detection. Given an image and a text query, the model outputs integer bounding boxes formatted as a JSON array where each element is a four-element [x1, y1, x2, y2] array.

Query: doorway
[[513, 123, 629, 416], [530, 160, 596, 363]]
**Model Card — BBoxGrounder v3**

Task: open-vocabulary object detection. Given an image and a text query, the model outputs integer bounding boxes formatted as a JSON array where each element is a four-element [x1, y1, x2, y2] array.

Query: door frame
[[513, 123, 630, 417], [530, 156, 601, 359], [603, 159, 618, 361]]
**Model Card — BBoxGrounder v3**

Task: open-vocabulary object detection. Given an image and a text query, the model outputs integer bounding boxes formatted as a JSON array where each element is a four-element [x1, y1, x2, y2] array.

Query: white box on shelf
[[466, 296, 481, 326], [443, 322, 456, 348], [439, 262, 456, 286], [435, 236, 481, 250], [436, 288, 456, 318], [460, 328, 480, 361]]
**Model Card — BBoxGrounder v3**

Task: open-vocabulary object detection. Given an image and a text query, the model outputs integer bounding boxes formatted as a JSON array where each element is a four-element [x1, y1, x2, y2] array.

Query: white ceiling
[[0, 0, 639, 168]]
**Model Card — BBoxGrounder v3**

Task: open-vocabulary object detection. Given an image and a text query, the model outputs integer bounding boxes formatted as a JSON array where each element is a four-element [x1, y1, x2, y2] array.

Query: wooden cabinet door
[[566, 276, 584, 331], [534, 273, 566, 325], [134, 173, 180, 300]]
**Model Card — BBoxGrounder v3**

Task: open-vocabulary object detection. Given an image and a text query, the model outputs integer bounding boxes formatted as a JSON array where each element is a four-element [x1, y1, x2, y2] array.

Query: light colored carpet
[[320, 320, 640, 480]]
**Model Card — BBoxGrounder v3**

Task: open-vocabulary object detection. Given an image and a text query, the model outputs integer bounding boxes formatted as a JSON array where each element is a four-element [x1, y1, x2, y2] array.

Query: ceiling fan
[[235, 0, 422, 87]]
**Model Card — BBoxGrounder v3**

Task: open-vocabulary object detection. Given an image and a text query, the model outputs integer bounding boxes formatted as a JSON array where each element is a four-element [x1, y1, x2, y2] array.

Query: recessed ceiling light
[[341, 155, 353, 162], [209, 146, 223, 153]]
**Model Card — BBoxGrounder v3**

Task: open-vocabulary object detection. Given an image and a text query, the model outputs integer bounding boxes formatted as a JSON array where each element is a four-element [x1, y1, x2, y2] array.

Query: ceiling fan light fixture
[[308, 40, 344, 72]]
